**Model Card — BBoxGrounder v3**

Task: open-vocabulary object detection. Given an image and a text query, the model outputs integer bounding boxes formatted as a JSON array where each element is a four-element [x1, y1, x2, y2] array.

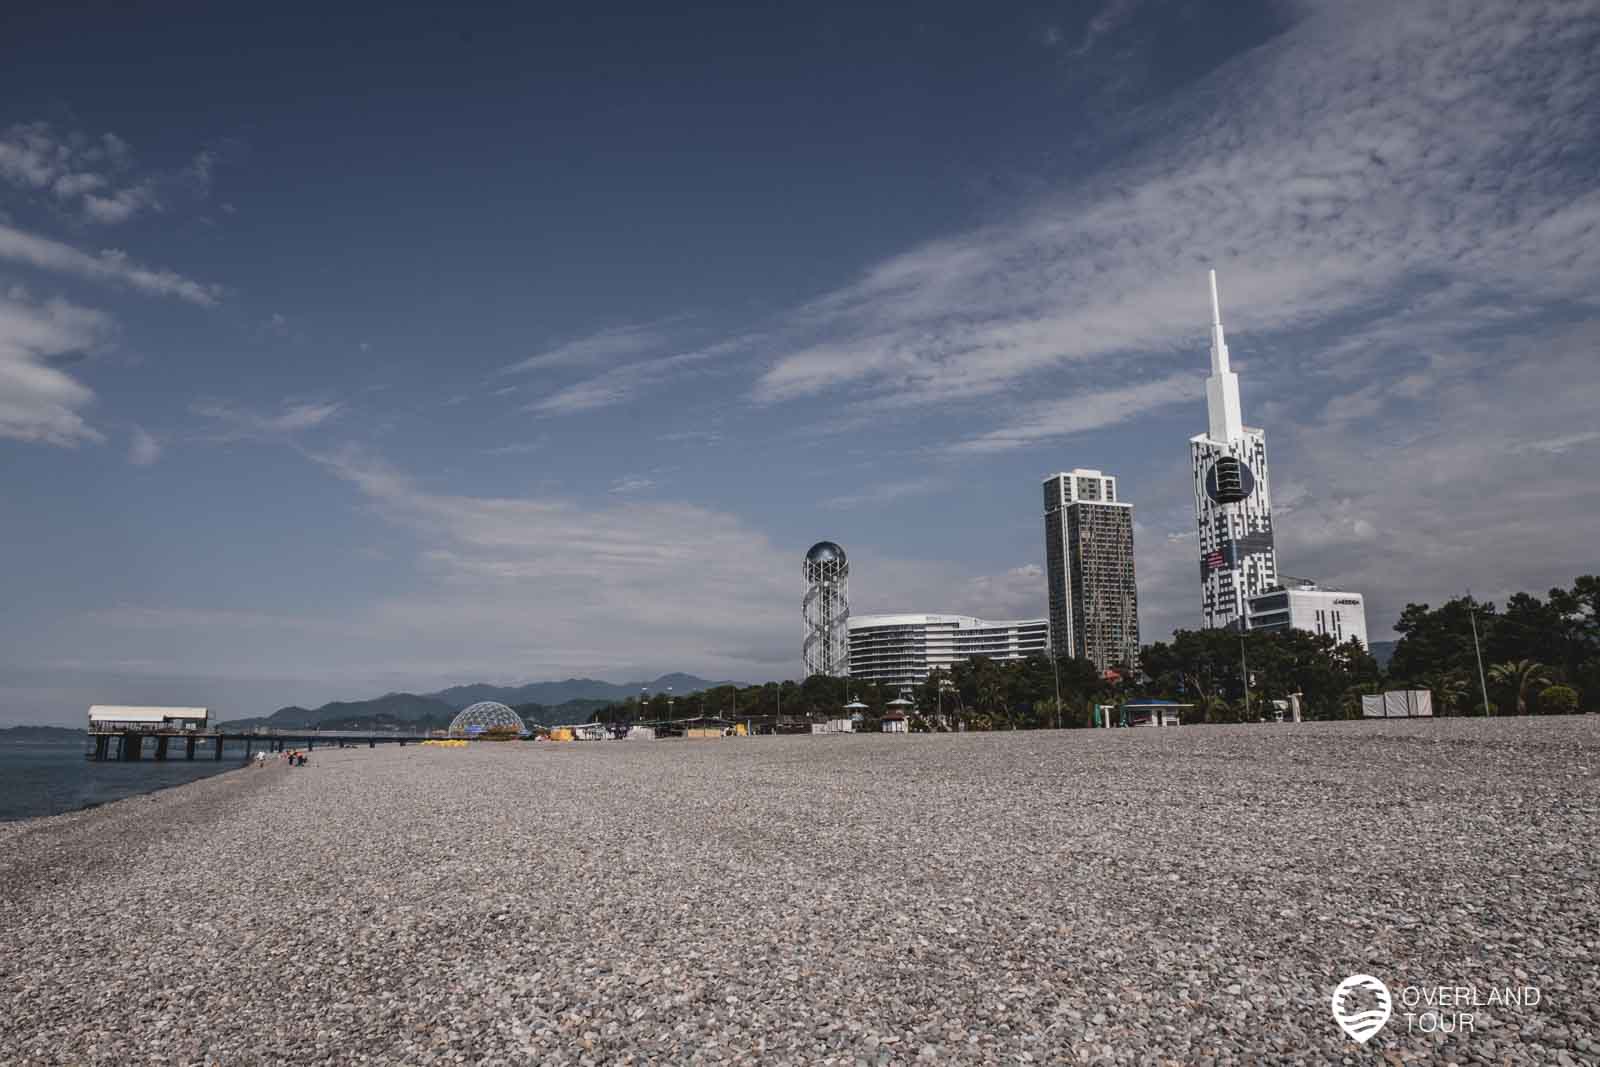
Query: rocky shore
[[2, 718, 1597, 1065]]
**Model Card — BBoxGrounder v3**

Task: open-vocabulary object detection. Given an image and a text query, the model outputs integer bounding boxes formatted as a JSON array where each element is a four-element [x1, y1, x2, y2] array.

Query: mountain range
[[428, 673, 734, 708], [217, 673, 734, 730]]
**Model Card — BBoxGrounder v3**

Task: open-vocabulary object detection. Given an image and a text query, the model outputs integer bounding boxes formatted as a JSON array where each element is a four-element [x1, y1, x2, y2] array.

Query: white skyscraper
[[1190, 271, 1277, 630]]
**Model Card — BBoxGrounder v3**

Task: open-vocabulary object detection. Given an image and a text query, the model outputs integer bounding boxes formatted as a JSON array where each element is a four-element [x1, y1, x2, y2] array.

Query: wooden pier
[[87, 730, 431, 762]]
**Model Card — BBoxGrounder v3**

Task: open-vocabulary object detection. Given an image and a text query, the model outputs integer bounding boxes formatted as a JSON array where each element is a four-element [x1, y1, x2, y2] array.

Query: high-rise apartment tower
[[1042, 469, 1139, 672], [1190, 271, 1277, 629]]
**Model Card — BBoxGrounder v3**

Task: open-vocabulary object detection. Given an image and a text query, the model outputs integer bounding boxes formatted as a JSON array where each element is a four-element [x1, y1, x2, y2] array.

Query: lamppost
[[641, 687, 648, 725], [1050, 650, 1062, 731], [1239, 632, 1251, 722], [1468, 589, 1492, 716], [667, 686, 674, 723]]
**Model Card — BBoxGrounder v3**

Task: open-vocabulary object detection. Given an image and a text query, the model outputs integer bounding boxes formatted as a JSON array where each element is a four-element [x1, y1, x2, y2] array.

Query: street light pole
[[1051, 650, 1062, 731], [1239, 632, 1251, 723], [1468, 589, 1492, 716]]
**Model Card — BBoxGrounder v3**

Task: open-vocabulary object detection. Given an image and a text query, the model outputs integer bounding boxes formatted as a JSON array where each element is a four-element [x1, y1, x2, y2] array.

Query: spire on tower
[[1203, 269, 1244, 441], [1208, 268, 1230, 375]]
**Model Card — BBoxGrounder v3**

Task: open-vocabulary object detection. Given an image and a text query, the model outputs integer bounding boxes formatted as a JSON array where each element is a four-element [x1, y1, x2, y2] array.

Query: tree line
[[582, 575, 1595, 729]]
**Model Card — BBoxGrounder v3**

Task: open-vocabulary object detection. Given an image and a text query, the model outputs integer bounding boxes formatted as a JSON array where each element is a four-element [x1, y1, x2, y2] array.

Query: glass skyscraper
[[1042, 468, 1140, 672]]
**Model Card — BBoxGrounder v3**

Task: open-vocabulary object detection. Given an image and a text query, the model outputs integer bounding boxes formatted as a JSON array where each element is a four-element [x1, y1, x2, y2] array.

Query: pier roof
[[88, 706, 209, 724]]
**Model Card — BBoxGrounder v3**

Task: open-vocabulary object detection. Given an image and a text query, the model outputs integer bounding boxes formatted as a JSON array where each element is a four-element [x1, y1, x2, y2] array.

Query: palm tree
[[1419, 670, 1471, 717], [977, 675, 1010, 730], [1339, 683, 1380, 720], [1488, 660, 1552, 716], [1199, 693, 1233, 723]]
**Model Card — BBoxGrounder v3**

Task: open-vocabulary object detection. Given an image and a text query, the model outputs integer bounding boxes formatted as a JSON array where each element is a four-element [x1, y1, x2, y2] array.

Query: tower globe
[[448, 701, 529, 738]]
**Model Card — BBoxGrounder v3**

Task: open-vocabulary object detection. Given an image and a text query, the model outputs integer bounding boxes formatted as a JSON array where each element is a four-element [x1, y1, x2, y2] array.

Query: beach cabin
[[883, 695, 913, 733], [1119, 700, 1188, 728], [680, 715, 734, 738], [88, 706, 208, 732]]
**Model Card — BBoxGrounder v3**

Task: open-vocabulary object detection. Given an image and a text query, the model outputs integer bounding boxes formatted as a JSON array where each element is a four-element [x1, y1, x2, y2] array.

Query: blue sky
[[3, 0, 1598, 724]]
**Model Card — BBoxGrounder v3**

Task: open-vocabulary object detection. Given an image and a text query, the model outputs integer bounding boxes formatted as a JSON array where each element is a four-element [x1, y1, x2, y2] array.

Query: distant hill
[[219, 692, 621, 731], [0, 725, 85, 740], [522, 698, 612, 725], [429, 673, 734, 709], [221, 692, 459, 730]]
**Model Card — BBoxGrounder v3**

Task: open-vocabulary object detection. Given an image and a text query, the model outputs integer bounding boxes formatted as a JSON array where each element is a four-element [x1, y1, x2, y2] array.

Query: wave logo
[[1331, 974, 1392, 1044]]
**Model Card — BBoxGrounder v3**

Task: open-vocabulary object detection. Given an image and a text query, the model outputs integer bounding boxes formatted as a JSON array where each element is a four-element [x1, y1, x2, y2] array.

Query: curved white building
[[848, 614, 1049, 691]]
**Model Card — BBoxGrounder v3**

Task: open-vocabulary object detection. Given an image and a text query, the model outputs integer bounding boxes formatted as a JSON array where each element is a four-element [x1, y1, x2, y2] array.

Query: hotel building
[[1246, 578, 1369, 648], [847, 614, 1049, 692]]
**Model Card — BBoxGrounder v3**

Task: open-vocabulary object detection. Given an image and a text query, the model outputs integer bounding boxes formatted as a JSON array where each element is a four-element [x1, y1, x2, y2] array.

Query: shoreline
[[0, 752, 259, 827], [0, 755, 287, 904]]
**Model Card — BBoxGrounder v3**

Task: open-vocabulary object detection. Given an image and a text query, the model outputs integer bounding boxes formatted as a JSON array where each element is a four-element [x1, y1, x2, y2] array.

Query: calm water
[[0, 737, 255, 822]]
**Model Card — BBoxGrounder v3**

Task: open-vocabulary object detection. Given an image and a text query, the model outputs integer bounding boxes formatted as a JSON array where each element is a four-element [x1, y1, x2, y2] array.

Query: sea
[[0, 734, 256, 822]]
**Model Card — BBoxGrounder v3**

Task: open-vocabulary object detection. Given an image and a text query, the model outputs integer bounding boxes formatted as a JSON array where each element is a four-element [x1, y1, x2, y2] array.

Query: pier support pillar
[[122, 733, 141, 761], [245, 738, 253, 758], [214, 736, 223, 760], [186, 736, 197, 760], [93, 735, 109, 761], [155, 736, 170, 761]]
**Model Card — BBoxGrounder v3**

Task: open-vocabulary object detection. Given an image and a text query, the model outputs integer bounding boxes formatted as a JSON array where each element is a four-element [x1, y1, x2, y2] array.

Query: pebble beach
[[2, 718, 1597, 1065]]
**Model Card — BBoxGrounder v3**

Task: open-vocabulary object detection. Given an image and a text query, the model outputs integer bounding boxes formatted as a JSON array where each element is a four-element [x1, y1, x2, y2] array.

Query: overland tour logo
[[1332, 974, 1393, 1044]]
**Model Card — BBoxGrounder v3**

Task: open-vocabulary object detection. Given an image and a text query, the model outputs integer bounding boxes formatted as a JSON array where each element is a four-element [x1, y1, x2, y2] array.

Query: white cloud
[[955, 564, 1047, 620], [0, 122, 164, 225], [192, 398, 342, 438], [483, 440, 545, 456], [609, 475, 657, 494], [0, 291, 110, 445], [526, 336, 753, 416], [1070, 0, 1146, 56], [128, 425, 161, 465], [1513, 430, 1600, 456], [742, 0, 1600, 436], [0, 222, 220, 304], [505, 321, 674, 374], [822, 477, 943, 510], [257, 447, 1053, 684], [305, 446, 800, 672], [946, 373, 1195, 455], [82, 185, 159, 224]]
